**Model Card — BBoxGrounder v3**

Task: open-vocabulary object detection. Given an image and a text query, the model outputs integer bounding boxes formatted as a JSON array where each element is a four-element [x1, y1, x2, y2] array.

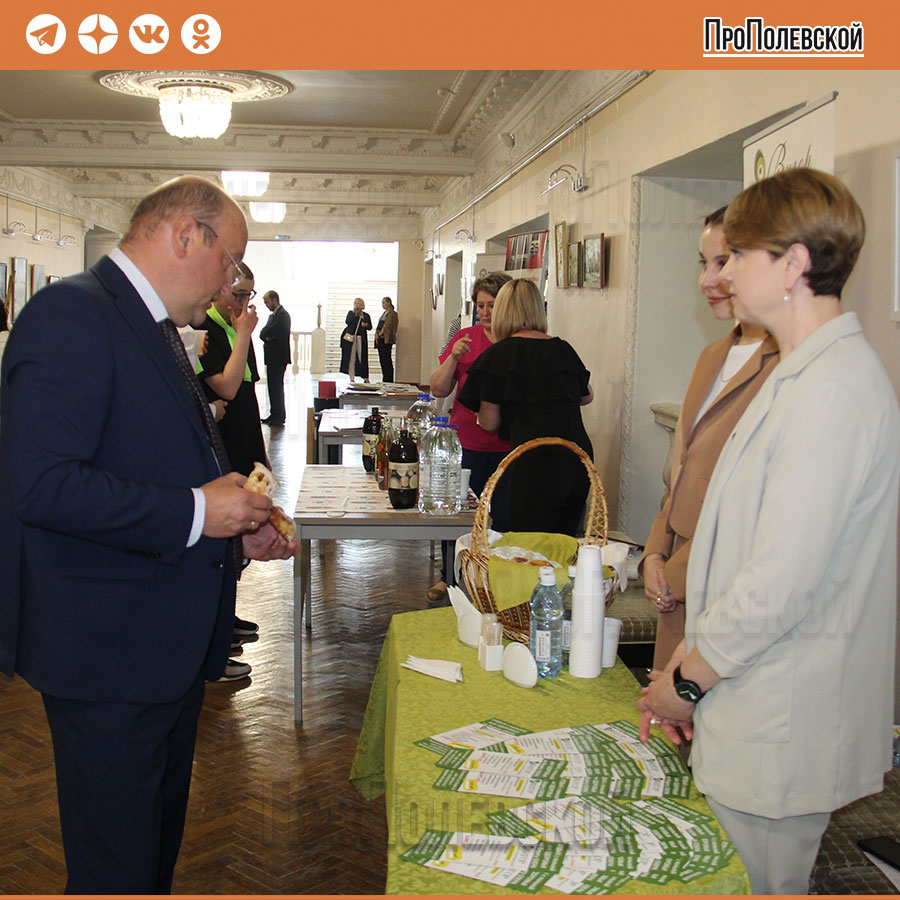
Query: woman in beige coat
[[642, 207, 778, 668]]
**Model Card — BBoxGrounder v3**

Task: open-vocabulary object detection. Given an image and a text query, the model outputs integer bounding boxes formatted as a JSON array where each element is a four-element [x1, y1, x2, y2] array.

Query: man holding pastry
[[0, 176, 298, 893]]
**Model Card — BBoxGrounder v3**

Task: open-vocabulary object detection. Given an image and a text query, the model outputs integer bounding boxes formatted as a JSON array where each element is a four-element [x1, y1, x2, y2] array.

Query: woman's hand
[[450, 334, 472, 360], [643, 554, 677, 612], [233, 300, 258, 337]]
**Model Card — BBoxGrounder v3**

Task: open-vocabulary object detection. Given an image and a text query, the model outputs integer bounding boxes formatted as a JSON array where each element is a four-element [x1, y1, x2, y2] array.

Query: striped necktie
[[158, 318, 244, 571]]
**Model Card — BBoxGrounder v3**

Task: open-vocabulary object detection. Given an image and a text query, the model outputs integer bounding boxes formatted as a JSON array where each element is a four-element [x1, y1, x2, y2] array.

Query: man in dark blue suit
[[0, 176, 298, 893]]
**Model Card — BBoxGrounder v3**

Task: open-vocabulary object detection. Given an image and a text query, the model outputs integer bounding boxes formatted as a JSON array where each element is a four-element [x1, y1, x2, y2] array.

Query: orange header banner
[[1, 0, 896, 70]]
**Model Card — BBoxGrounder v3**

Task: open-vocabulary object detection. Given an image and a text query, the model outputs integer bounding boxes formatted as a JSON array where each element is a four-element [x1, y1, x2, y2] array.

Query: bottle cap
[[417, 392, 430, 400], [435, 415, 449, 425], [539, 565, 556, 585]]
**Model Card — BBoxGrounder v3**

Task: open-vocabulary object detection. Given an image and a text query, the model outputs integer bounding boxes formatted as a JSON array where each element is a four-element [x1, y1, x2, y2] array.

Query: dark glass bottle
[[375, 417, 394, 491], [388, 421, 418, 509], [362, 406, 382, 473]]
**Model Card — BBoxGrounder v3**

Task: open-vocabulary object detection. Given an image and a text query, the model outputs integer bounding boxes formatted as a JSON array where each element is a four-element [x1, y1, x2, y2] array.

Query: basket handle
[[472, 436, 608, 558]]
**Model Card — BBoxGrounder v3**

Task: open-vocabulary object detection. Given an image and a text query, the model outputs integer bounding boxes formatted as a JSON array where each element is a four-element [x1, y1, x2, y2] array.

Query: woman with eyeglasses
[[197, 262, 268, 478]]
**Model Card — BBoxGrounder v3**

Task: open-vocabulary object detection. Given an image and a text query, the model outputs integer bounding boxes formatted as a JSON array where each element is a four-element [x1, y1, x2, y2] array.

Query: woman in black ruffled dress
[[457, 278, 593, 535]]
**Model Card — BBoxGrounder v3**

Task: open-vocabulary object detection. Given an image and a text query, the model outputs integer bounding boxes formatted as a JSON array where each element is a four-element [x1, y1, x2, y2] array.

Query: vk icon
[[129, 14, 169, 54]]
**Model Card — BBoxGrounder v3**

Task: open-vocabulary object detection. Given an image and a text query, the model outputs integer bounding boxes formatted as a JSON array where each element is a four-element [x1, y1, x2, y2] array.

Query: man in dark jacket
[[259, 290, 291, 426]]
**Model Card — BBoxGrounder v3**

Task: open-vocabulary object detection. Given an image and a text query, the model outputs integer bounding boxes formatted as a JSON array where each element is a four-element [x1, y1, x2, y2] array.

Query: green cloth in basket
[[486, 532, 578, 611]]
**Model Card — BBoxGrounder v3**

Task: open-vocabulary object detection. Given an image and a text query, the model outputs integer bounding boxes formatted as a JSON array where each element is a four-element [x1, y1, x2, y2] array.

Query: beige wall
[[432, 69, 900, 718], [395, 240, 424, 385]]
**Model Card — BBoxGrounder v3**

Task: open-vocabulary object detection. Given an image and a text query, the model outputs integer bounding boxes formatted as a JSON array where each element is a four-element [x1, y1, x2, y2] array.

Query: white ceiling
[[0, 70, 554, 239]]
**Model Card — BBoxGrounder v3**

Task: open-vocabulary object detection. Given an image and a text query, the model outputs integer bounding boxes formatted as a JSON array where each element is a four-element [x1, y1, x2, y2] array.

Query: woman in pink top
[[427, 271, 511, 603]]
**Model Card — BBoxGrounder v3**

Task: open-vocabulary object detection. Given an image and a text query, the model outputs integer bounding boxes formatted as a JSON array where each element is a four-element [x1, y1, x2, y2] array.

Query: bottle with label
[[560, 564, 576, 667], [417, 416, 462, 515], [361, 406, 382, 473], [375, 417, 394, 491], [529, 566, 563, 678], [388, 418, 418, 509], [406, 392, 436, 445]]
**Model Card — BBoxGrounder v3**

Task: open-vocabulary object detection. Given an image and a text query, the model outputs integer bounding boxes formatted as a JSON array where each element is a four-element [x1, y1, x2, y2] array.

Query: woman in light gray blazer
[[638, 168, 900, 894]]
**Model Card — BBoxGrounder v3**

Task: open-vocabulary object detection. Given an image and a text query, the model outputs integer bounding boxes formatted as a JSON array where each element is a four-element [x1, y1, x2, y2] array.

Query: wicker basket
[[458, 436, 609, 644]]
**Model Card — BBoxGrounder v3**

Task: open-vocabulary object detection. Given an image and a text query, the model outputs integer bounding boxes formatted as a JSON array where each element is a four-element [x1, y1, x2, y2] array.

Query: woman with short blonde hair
[[458, 278, 593, 535], [491, 279, 547, 341], [340, 297, 372, 382]]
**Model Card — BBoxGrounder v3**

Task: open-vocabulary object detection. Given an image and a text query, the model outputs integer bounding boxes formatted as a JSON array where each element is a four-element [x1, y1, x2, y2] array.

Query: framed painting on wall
[[31, 264, 45, 298], [567, 243, 583, 288], [583, 233, 607, 289], [555, 221, 567, 288], [11, 256, 27, 322]]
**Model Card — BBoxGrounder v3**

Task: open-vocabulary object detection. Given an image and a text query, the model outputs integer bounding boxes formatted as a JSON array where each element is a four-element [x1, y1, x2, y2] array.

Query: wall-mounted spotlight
[[540, 164, 588, 196], [2, 222, 29, 237], [454, 228, 474, 243]]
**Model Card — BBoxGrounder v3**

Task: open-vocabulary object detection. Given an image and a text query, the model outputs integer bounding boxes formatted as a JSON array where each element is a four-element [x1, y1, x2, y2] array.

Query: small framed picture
[[31, 264, 45, 297], [11, 256, 27, 322], [583, 233, 607, 289], [567, 243, 583, 288], [555, 221, 567, 288]]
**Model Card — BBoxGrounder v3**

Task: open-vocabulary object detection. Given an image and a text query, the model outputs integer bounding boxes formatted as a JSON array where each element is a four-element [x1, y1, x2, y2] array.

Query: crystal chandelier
[[158, 84, 232, 139]]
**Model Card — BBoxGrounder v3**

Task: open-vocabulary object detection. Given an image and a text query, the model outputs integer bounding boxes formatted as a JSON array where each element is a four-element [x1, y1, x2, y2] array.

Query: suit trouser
[[42, 677, 206, 894], [266, 363, 287, 423], [706, 796, 830, 894], [376, 342, 394, 383]]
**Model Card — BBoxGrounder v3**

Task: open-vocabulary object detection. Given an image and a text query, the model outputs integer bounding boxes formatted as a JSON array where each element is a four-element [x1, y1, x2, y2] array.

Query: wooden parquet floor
[[0, 374, 440, 893]]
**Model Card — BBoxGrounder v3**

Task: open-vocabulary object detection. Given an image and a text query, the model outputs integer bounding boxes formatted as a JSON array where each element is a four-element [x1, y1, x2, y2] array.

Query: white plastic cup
[[460, 467, 472, 502], [601, 617, 622, 668]]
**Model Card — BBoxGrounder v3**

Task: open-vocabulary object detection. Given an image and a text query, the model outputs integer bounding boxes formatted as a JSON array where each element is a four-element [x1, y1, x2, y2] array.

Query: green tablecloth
[[350, 607, 750, 895]]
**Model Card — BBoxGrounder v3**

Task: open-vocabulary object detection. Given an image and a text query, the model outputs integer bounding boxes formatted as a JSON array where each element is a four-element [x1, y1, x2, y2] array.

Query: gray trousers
[[707, 796, 830, 894]]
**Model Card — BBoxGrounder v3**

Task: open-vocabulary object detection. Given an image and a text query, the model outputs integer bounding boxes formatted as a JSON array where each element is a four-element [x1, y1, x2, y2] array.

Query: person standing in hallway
[[260, 289, 291, 426], [339, 297, 372, 382], [0, 175, 298, 894], [638, 169, 900, 895], [198, 265, 269, 680], [374, 296, 398, 383], [640, 206, 779, 670]]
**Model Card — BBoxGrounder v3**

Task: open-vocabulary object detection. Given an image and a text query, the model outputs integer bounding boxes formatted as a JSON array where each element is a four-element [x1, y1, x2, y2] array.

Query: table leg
[[300, 538, 312, 629], [292, 543, 306, 724]]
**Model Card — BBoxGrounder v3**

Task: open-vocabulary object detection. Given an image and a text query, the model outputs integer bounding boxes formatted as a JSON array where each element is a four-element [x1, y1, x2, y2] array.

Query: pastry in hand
[[243, 461, 279, 499], [269, 504, 297, 542]]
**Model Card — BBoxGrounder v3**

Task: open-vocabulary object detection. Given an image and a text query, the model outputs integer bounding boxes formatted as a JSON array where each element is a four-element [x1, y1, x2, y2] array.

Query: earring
[[783, 292, 791, 303]]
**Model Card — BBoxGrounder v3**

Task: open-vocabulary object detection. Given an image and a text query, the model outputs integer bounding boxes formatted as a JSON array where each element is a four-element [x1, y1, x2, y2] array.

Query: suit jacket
[[260, 304, 291, 368], [0, 256, 236, 703], [685, 313, 899, 817]]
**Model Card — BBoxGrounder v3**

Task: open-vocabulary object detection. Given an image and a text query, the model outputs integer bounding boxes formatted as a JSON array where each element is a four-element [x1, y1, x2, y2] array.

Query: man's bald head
[[121, 176, 239, 248]]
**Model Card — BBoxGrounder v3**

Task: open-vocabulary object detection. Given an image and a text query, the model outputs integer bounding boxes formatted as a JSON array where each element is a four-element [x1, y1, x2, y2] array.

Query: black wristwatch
[[672, 665, 706, 703]]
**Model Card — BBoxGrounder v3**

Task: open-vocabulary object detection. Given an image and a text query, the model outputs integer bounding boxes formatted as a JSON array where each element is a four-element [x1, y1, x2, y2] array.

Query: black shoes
[[233, 616, 259, 636], [260, 417, 285, 426]]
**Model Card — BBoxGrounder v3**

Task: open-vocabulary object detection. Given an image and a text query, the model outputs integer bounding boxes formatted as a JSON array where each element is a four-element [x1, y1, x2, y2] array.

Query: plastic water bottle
[[406, 392, 436, 445], [530, 566, 563, 678], [417, 416, 462, 515], [560, 564, 576, 667]]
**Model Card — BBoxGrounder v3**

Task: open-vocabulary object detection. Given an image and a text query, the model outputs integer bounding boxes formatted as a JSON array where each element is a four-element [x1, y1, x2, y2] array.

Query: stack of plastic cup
[[568, 545, 605, 678]]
